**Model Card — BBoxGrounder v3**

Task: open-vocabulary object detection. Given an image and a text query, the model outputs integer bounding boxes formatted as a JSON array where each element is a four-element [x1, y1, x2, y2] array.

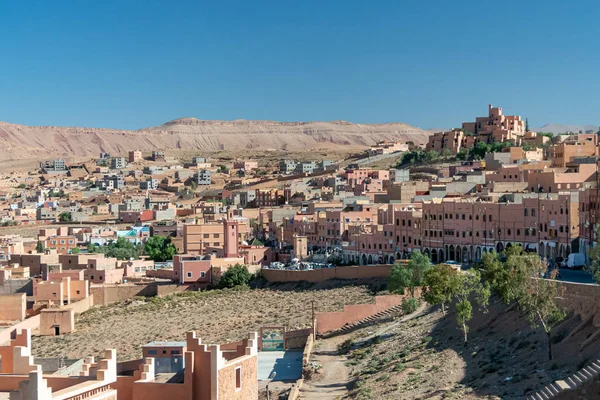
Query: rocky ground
[[334, 299, 600, 399], [31, 280, 387, 361]]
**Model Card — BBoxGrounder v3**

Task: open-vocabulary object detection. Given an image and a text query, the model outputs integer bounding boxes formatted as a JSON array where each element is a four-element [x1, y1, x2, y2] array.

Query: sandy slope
[[0, 118, 429, 166]]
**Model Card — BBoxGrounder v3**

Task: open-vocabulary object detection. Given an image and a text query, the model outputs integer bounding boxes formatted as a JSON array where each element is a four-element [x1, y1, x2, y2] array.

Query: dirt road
[[299, 336, 350, 400]]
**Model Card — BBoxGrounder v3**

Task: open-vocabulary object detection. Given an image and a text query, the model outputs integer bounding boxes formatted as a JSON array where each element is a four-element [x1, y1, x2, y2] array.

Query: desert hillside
[[0, 118, 429, 167]]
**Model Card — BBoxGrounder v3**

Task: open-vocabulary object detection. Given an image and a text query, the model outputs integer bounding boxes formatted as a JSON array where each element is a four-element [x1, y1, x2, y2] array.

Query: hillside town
[[2, 104, 600, 399]]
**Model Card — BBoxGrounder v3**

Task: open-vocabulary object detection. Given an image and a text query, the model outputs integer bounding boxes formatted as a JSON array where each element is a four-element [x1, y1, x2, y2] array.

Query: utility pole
[[311, 300, 316, 341]]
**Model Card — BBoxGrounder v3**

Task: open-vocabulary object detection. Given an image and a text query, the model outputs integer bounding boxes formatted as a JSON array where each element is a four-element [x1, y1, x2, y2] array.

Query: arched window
[[362, 243, 365, 249], [524, 209, 528, 217], [532, 209, 536, 217], [396, 219, 399, 226], [507, 229, 511, 236], [402, 219, 406, 226], [517, 229, 520, 236], [408, 220, 412, 227], [559, 226, 564, 233]]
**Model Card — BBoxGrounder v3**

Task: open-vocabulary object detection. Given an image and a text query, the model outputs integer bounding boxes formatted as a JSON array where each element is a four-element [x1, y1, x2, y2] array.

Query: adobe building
[[39, 308, 74, 336], [292, 234, 308, 260], [0, 328, 259, 400], [0, 293, 26, 322]]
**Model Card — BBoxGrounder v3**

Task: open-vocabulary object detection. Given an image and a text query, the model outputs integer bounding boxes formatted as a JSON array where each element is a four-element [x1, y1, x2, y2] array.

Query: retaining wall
[[315, 293, 413, 334], [262, 265, 393, 283]]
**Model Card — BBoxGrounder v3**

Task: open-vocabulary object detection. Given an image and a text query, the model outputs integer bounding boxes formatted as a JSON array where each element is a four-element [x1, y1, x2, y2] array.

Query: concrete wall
[[0, 293, 26, 321], [262, 265, 393, 283], [0, 279, 32, 295], [315, 294, 410, 334]]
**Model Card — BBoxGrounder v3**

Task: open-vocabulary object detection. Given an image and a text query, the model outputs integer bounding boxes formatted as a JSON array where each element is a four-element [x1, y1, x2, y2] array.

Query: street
[[555, 268, 596, 284]]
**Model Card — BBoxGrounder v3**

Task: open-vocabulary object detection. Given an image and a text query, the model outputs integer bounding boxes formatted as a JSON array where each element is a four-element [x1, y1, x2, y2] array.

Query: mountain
[[0, 118, 429, 167], [532, 123, 599, 135]]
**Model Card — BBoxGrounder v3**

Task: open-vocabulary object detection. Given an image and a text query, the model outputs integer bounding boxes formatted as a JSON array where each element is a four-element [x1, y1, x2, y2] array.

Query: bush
[[219, 264, 252, 288], [402, 297, 420, 314]]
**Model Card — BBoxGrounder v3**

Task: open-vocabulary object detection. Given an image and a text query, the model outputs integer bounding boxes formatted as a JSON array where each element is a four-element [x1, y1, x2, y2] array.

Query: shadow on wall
[[427, 298, 600, 400]]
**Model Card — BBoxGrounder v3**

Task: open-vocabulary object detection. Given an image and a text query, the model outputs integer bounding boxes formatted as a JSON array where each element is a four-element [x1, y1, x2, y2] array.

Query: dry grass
[[342, 300, 600, 400], [31, 282, 382, 361]]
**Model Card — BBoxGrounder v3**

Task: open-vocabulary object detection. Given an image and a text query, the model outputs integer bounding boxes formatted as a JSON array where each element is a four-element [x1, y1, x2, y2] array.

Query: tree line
[[388, 246, 565, 359]]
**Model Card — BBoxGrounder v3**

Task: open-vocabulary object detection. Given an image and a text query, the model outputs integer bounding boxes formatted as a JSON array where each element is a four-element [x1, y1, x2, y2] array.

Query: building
[[233, 161, 258, 171], [110, 157, 128, 169], [102, 175, 125, 190], [279, 160, 297, 174], [197, 170, 212, 185], [426, 129, 470, 154], [39, 159, 67, 173], [550, 141, 598, 168], [294, 161, 315, 174], [44, 235, 78, 254], [462, 104, 525, 144], [129, 150, 143, 163], [0, 328, 259, 400], [183, 220, 251, 255], [152, 151, 165, 161], [140, 178, 159, 190]]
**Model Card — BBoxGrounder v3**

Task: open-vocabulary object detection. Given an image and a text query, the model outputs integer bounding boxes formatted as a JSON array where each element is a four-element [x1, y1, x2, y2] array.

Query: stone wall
[[262, 265, 393, 283]]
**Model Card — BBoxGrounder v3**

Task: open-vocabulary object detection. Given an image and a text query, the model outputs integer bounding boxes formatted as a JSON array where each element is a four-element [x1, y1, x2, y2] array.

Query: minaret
[[223, 217, 239, 258]]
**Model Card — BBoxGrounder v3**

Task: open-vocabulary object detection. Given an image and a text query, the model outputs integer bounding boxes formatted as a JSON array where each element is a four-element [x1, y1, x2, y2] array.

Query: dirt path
[[299, 336, 350, 400]]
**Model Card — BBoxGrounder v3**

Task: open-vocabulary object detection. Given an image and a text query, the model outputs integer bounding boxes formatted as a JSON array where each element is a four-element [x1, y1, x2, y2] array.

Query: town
[[1, 104, 600, 399]]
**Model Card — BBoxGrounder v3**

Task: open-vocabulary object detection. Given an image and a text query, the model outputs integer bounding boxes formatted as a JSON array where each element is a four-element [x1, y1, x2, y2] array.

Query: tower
[[223, 219, 239, 258]]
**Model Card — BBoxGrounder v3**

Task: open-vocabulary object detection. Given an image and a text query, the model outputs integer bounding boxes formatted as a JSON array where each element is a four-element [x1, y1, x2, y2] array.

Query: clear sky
[[0, 0, 598, 130]]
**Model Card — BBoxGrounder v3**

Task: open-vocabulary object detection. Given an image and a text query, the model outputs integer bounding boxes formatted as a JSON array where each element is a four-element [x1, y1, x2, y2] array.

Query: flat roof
[[142, 341, 186, 347]]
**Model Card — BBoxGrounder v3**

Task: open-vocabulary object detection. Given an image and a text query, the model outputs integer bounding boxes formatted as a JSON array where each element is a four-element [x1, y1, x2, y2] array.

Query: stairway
[[527, 359, 600, 399], [321, 304, 404, 338]]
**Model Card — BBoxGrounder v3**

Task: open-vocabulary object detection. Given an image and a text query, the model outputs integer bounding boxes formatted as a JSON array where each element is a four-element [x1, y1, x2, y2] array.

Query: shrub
[[219, 264, 252, 288], [402, 297, 420, 314]]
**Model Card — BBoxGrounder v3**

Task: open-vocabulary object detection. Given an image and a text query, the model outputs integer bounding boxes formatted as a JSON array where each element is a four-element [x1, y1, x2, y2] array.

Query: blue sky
[[0, 0, 598, 130]]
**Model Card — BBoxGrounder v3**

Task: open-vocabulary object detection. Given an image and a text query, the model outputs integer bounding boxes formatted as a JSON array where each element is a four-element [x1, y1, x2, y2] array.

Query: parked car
[[566, 253, 585, 270]]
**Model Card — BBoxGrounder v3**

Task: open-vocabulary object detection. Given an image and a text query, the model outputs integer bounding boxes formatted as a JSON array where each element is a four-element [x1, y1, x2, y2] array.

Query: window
[[203, 234, 210, 238], [148, 350, 158, 355], [532, 209, 536, 217], [187, 272, 192, 278], [171, 350, 181, 355], [524, 209, 528, 217], [60, 240, 65, 244], [235, 367, 242, 390], [76, 290, 80, 295]]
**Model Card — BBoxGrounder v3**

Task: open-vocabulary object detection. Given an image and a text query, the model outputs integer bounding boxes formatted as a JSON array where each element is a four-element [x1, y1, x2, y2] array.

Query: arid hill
[[0, 118, 429, 167]]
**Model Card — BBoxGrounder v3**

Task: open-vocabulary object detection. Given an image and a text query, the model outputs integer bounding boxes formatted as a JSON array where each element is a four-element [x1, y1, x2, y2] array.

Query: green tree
[[36, 240, 45, 253], [144, 236, 177, 262], [389, 251, 430, 297], [456, 149, 469, 161], [525, 117, 530, 132], [516, 256, 566, 360], [71, 247, 81, 254], [219, 264, 252, 288], [389, 264, 412, 295], [58, 212, 72, 222], [425, 150, 439, 163], [454, 270, 490, 347], [89, 237, 143, 260], [471, 142, 490, 160], [441, 148, 453, 158], [422, 264, 460, 315], [401, 297, 420, 314]]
